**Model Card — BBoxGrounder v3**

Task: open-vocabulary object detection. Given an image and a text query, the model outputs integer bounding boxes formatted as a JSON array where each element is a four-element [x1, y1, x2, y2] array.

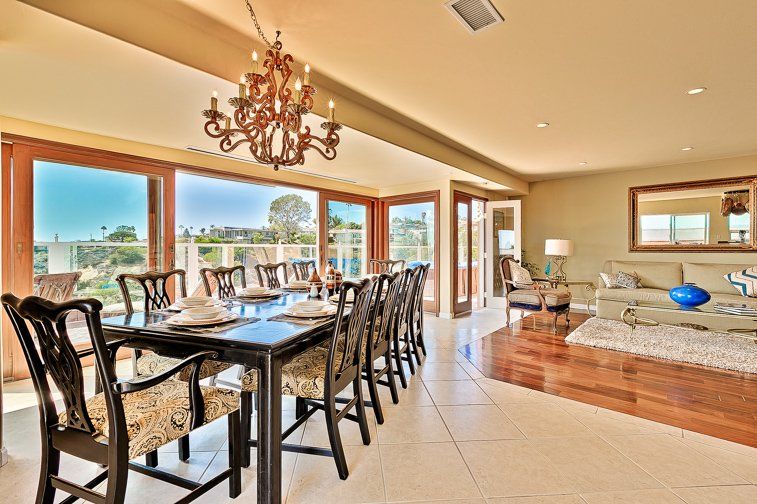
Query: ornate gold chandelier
[[201, 0, 341, 170]]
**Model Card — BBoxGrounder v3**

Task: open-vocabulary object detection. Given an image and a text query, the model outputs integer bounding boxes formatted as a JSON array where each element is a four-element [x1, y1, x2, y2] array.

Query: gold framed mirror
[[629, 176, 757, 252]]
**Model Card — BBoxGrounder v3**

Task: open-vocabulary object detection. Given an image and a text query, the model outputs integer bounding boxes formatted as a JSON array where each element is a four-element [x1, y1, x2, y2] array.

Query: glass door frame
[[1, 135, 175, 380], [485, 200, 521, 310], [453, 190, 487, 316], [318, 191, 375, 277], [378, 191, 440, 314]]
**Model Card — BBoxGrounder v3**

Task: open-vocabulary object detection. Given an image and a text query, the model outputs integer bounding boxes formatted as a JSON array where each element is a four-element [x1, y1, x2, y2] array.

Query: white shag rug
[[565, 317, 757, 374]]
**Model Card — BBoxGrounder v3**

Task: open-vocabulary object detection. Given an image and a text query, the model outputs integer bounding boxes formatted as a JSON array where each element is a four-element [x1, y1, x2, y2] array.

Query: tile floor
[[1, 309, 756, 503]]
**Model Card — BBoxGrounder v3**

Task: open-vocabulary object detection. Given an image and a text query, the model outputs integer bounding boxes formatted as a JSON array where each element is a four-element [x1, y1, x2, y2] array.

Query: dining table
[[100, 290, 337, 504]]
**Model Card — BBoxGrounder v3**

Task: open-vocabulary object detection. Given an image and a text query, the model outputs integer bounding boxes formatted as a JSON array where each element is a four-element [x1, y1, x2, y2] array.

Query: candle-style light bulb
[[210, 90, 218, 111], [328, 99, 335, 122], [294, 77, 302, 102], [304, 63, 311, 86], [251, 50, 259, 74], [238, 74, 246, 99]]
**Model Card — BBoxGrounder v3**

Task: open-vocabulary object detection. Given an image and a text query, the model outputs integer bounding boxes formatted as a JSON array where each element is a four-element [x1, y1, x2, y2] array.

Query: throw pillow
[[724, 266, 757, 297], [600, 271, 642, 289], [508, 260, 534, 289]]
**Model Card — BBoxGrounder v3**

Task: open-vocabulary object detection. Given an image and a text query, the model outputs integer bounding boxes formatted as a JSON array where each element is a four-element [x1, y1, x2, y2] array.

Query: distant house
[[209, 225, 316, 243]]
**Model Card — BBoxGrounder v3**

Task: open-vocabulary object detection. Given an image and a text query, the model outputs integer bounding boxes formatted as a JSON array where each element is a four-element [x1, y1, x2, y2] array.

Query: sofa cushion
[[684, 262, 757, 295], [595, 287, 672, 305], [509, 288, 571, 307], [608, 261, 682, 290]]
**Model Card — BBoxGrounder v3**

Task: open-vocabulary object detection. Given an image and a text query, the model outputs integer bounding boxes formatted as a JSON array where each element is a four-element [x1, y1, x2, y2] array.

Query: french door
[[485, 200, 521, 309], [2, 139, 173, 380], [453, 192, 473, 315], [318, 192, 373, 277]]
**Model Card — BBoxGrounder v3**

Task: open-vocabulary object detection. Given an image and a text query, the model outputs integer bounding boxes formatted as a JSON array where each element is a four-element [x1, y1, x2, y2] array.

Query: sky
[[32, 162, 318, 241]]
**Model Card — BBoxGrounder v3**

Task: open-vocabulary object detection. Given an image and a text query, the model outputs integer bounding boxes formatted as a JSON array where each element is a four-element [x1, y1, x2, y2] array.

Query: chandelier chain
[[245, 0, 273, 48]]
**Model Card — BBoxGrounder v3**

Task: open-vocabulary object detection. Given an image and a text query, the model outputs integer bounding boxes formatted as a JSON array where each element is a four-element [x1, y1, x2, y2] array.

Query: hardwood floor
[[460, 312, 757, 447]]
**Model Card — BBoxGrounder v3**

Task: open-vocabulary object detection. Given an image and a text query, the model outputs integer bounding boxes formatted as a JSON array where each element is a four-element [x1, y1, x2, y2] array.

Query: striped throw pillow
[[724, 266, 757, 297]]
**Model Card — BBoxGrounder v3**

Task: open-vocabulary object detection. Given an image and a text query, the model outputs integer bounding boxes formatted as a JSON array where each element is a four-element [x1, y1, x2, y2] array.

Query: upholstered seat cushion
[[59, 381, 239, 459], [508, 288, 571, 307], [241, 345, 343, 399], [137, 352, 233, 382], [595, 287, 671, 304]]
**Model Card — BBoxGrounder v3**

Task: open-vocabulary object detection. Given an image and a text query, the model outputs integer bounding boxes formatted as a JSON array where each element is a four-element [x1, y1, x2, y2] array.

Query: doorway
[[485, 200, 521, 310], [453, 191, 486, 316]]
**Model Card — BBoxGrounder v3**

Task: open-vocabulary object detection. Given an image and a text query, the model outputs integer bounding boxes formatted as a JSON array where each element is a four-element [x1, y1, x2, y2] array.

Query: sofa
[[595, 260, 757, 331]]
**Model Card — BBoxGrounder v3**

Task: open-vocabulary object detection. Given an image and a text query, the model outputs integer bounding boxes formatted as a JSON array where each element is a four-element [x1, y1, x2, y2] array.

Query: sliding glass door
[[454, 193, 472, 315], [320, 193, 372, 277]]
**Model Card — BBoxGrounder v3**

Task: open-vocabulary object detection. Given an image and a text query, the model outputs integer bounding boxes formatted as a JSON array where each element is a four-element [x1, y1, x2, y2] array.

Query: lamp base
[[551, 256, 567, 282]]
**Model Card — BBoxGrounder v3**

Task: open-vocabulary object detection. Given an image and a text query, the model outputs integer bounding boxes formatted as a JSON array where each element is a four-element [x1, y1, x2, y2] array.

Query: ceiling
[[0, 0, 505, 191], [172, 0, 757, 180]]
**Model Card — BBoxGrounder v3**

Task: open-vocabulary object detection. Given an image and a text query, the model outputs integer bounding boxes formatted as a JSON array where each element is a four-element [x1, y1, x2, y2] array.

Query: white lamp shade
[[545, 239, 574, 257]]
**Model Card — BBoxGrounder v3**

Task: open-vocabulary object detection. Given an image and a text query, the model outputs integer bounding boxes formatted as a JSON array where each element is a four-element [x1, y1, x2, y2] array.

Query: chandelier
[[201, 0, 341, 170]]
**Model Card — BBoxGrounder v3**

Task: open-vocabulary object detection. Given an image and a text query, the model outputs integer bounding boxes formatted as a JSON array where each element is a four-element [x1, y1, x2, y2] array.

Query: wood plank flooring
[[460, 312, 757, 447]]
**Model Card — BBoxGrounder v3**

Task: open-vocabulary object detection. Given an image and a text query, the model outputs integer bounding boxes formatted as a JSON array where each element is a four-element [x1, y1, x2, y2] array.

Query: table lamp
[[545, 239, 574, 281]]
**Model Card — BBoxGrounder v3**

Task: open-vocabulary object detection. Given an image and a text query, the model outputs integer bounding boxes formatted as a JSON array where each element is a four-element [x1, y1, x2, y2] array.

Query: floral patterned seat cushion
[[137, 352, 233, 382], [59, 381, 239, 460], [241, 345, 345, 399]]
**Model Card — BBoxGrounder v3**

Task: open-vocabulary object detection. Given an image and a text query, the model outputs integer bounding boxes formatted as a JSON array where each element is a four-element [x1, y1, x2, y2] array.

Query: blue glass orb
[[669, 283, 711, 308]]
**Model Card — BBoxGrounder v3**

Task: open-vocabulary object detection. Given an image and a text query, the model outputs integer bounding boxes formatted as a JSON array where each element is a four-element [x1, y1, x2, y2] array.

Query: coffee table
[[621, 301, 757, 343]]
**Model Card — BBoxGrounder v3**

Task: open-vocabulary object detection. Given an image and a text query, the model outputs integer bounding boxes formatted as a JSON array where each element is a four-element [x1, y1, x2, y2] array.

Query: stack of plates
[[166, 305, 237, 326], [173, 296, 222, 310], [238, 287, 281, 299], [286, 280, 310, 290], [284, 300, 337, 318]]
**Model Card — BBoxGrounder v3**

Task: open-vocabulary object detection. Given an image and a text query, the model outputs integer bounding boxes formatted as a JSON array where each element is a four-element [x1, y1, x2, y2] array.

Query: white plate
[[237, 290, 282, 299], [174, 299, 223, 310], [285, 284, 310, 290], [165, 312, 237, 326], [329, 293, 354, 303], [284, 307, 337, 318]]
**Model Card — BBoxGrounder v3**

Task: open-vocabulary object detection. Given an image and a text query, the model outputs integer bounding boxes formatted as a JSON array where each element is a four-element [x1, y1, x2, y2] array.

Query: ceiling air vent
[[445, 0, 504, 33]]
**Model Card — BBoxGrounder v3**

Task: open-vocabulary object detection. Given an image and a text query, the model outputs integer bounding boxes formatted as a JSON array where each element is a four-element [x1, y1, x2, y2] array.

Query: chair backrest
[[200, 265, 247, 299], [1, 293, 118, 435], [367, 271, 402, 358], [498, 255, 516, 294], [33, 272, 82, 303], [291, 260, 316, 281], [411, 262, 430, 321], [393, 267, 417, 333], [254, 262, 288, 289], [116, 269, 187, 315], [369, 259, 406, 274], [326, 278, 375, 392]]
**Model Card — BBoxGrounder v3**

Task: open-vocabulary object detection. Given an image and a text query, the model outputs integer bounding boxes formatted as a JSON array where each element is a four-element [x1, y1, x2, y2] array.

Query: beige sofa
[[595, 260, 757, 331]]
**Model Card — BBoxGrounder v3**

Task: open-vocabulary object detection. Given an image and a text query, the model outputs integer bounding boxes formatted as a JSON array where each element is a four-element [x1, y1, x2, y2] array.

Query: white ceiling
[[174, 0, 757, 181], [0, 0, 504, 191]]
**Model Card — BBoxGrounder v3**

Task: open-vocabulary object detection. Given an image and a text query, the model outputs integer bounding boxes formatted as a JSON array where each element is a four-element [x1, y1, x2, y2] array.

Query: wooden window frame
[[319, 191, 376, 275]]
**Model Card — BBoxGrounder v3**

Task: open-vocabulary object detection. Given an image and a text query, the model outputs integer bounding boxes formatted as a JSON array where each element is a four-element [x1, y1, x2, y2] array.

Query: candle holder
[[228, 97, 252, 110], [201, 109, 228, 121], [320, 121, 342, 131], [287, 103, 310, 115]]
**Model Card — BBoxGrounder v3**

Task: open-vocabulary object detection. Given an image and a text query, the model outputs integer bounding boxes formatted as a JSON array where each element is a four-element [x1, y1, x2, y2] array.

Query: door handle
[[16, 242, 23, 255]]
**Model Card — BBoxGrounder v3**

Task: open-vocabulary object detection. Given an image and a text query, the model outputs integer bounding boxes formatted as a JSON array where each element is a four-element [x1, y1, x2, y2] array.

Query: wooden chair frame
[[291, 260, 316, 281], [254, 262, 289, 289], [369, 258, 405, 274], [200, 265, 246, 299]]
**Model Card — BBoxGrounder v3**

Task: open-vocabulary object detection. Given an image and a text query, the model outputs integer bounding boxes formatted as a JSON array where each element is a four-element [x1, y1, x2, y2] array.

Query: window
[[175, 173, 317, 294], [640, 213, 709, 244], [729, 213, 750, 242]]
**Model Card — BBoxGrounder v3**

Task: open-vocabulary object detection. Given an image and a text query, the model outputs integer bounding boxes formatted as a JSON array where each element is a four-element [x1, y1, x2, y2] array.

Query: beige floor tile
[[595, 408, 682, 436], [458, 359, 486, 379], [681, 430, 757, 457], [376, 405, 452, 444], [679, 438, 757, 484], [438, 405, 525, 441], [486, 496, 585, 504], [287, 445, 385, 504], [606, 434, 748, 488], [418, 361, 474, 380], [458, 440, 576, 498], [673, 485, 757, 504], [376, 378, 435, 407], [580, 488, 685, 503], [528, 392, 599, 415], [381, 442, 481, 501], [423, 347, 471, 363], [475, 378, 540, 404], [198, 450, 299, 502], [498, 403, 593, 438], [402, 500, 485, 504], [300, 409, 377, 448], [531, 436, 662, 493], [424, 380, 493, 406], [571, 411, 673, 438]]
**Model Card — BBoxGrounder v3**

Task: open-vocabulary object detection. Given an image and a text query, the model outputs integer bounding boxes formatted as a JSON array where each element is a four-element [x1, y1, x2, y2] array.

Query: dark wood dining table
[[100, 291, 335, 504]]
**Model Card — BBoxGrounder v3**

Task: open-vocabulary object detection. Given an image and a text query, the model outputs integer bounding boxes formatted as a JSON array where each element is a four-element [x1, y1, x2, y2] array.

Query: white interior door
[[485, 200, 521, 309]]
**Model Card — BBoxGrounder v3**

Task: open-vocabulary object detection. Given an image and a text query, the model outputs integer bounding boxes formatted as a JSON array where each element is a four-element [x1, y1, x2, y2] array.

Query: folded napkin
[[268, 313, 333, 326], [148, 316, 260, 334]]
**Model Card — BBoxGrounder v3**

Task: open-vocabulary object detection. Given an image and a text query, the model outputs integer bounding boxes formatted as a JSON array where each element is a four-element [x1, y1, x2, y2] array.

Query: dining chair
[[254, 261, 289, 289], [390, 268, 418, 388], [363, 271, 403, 424], [116, 269, 234, 464], [1, 293, 242, 504], [200, 265, 247, 299], [291, 259, 316, 281], [369, 258, 405, 274], [238, 278, 376, 479], [407, 263, 430, 366], [33, 271, 82, 302]]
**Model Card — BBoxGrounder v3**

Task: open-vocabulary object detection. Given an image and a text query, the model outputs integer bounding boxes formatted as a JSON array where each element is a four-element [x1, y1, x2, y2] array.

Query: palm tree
[[101, 226, 107, 241]]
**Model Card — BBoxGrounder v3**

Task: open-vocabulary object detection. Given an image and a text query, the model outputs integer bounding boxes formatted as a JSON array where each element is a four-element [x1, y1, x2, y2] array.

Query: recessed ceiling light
[[579, 161, 588, 166], [536, 122, 550, 128], [686, 87, 707, 95], [681, 146, 694, 151]]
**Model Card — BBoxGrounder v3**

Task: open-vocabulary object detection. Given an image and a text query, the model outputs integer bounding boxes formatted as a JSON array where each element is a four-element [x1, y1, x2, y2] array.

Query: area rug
[[565, 317, 757, 374]]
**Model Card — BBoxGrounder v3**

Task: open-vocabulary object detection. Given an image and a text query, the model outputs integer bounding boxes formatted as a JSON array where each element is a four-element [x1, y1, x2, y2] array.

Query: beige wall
[[516, 154, 757, 282]]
